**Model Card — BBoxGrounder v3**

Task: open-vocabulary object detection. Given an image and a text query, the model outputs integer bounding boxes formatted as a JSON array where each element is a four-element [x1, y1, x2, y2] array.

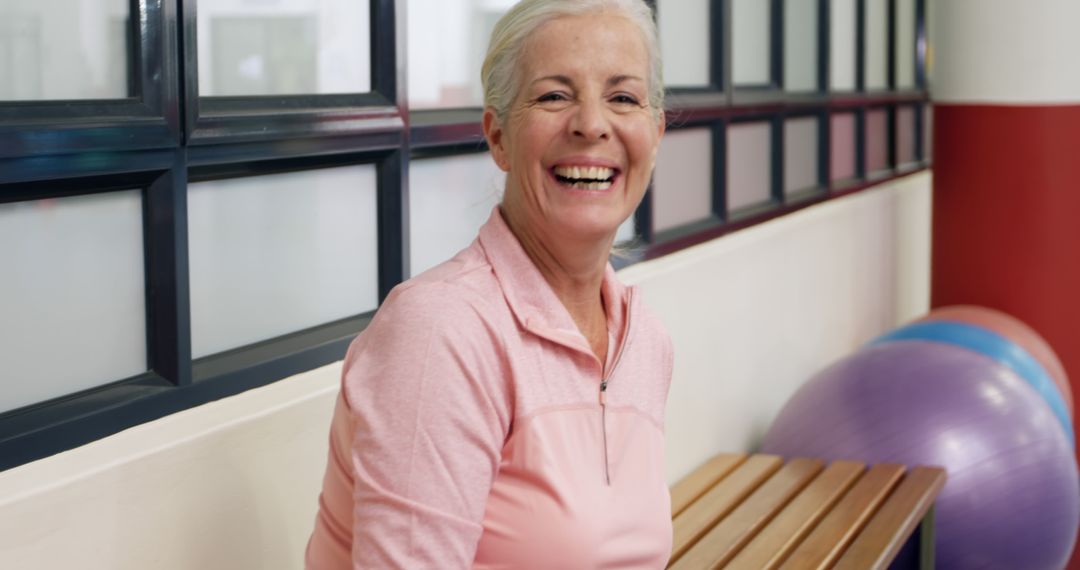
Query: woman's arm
[[343, 284, 512, 568]]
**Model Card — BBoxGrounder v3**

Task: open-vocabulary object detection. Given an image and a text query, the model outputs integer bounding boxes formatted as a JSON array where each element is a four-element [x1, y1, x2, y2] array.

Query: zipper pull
[[599, 381, 607, 405]]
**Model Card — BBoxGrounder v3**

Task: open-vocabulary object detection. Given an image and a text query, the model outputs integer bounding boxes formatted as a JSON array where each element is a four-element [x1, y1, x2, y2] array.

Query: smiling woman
[[304, 1, 674, 569]]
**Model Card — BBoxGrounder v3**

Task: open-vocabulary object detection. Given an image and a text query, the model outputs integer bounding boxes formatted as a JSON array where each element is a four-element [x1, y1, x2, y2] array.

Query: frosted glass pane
[[784, 117, 819, 194], [653, 128, 713, 232], [733, 0, 771, 85], [727, 122, 772, 211], [924, 104, 933, 161], [0, 191, 145, 413], [895, 0, 916, 89], [189, 166, 378, 358], [830, 0, 856, 90], [0, 0, 129, 100], [784, 0, 818, 92], [659, 0, 710, 87], [830, 112, 856, 181], [897, 106, 916, 165], [865, 0, 888, 90], [865, 108, 888, 173], [410, 154, 504, 276], [196, 0, 371, 96], [407, 0, 516, 108]]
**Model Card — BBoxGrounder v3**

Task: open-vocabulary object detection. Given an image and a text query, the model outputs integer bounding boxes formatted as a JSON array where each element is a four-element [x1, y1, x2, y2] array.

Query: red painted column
[[930, 1, 1080, 567]]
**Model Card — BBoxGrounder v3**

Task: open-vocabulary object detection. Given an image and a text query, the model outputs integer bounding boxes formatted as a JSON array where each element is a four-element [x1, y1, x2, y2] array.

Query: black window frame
[[0, 0, 409, 471], [0, 0, 181, 158], [0, 0, 930, 472]]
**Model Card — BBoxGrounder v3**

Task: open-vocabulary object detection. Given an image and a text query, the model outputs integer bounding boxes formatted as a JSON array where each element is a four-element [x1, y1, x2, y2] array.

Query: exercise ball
[[761, 341, 1079, 570], [871, 320, 1074, 447], [922, 304, 1073, 419]]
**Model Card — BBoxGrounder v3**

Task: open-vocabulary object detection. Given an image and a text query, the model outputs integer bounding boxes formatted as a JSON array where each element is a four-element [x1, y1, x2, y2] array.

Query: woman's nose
[[570, 100, 611, 141]]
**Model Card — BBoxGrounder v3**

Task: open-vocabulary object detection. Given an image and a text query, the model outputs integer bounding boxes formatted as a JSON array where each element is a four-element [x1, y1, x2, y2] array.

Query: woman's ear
[[483, 108, 511, 172]]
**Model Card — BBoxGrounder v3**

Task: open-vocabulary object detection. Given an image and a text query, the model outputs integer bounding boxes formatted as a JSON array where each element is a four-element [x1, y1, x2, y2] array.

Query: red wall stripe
[[931, 104, 1080, 567], [931, 103, 1080, 443]]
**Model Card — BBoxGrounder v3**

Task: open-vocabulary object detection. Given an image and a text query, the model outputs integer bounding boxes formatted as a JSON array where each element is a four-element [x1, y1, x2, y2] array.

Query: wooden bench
[[668, 453, 946, 569]]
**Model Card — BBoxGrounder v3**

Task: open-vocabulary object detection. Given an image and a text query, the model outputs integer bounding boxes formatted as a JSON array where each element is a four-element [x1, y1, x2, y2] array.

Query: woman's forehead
[[520, 12, 650, 80]]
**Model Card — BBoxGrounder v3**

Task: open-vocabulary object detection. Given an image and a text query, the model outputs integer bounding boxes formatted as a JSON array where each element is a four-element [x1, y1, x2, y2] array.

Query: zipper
[[600, 381, 610, 485], [599, 289, 634, 486]]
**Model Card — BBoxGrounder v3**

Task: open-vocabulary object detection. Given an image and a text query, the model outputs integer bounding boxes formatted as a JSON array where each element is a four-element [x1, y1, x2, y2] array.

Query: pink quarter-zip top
[[306, 208, 675, 569]]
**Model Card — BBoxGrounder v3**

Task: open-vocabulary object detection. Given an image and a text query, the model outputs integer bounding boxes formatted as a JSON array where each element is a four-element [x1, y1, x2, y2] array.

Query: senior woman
[[306, 0, 670, 567]]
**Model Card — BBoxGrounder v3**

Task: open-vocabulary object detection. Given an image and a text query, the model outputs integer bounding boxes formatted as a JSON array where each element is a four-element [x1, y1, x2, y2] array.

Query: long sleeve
[[341, 283, 513, 569]]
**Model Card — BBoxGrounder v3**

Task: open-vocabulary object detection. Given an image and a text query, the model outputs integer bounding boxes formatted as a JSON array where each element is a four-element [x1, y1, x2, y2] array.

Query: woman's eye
[[611, 94, 641, 105], [537, 92, 569, 103]]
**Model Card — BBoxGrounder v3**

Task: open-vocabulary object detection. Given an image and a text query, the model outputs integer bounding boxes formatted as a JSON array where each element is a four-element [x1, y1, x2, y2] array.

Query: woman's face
[[485, 11, 664, 244]]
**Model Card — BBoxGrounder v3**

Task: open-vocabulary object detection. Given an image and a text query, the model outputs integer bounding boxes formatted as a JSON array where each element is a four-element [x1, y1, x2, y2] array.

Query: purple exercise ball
[[760, 341, 1079, 570]]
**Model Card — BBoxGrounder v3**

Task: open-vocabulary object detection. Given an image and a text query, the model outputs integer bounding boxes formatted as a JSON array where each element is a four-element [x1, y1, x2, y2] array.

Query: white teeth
[[554, 165, 616, 181], [555, 165, 616, 192], [569, 180, 613, 191]]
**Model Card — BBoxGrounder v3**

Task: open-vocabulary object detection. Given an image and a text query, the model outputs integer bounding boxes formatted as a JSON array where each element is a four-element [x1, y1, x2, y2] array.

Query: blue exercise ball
[[871, 319, 1074, 447], [761, 341, 1079, 570]]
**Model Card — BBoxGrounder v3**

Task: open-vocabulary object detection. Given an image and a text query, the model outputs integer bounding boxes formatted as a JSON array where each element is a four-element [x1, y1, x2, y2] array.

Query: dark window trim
[[0, 0, 180, 158], [409, 108, 486, 151], [410, 92, 928, 151], [0, 312, 372, 471], [0, 0, 934, 472], [645, 166, 928, 260], [915, 0, 927, 90]]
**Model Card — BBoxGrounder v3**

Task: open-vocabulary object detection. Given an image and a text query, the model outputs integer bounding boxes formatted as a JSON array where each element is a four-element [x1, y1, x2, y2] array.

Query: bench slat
[[832, 466, 947, 570], [670, 458, 824, 570], [724, 460, 866, 570], [671, 454, 748, 518], [670, 454, 783, 563], [777, 463, 905, 570]]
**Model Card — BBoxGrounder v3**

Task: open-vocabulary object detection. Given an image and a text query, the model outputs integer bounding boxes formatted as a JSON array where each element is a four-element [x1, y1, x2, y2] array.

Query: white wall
[[621, 171, 932, 483], [0, 171, 931, 569]]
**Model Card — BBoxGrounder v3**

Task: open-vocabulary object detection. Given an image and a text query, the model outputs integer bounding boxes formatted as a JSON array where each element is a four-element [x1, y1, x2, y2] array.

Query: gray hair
[[481, 0, 665, 125]]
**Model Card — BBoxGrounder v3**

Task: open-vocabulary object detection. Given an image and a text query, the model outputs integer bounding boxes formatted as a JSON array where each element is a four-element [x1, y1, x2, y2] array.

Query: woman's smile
[[549, 158, 622, 192]]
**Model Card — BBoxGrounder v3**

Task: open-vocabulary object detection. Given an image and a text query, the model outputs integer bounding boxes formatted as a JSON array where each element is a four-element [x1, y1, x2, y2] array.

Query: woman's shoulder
[[630, 291, 674, 354], [369, 247, 510, 340]]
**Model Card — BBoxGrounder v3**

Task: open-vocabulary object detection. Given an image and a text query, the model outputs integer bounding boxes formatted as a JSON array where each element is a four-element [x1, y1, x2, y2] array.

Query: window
[[0, 191, 145, 414], [784, 116, 822, 197], [727, 121, 774, 213], [659, 0, 712, 88], [195, 0, 372, 97], [188, 166, 380, 358], [0, 0, 131, 101], [653, 128, 715, 233], [0, 0, 930, 470], [0, 0, 402, 470]]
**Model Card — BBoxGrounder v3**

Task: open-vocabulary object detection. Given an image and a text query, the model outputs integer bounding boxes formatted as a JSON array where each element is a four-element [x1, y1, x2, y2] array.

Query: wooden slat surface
[[725, 460, 866, 570], [670, 458, 824, 570], [777, 463, 906, 570], [670, 455, 783, 563], [671, 454, 748, 517], [833, 466, 947, 570]]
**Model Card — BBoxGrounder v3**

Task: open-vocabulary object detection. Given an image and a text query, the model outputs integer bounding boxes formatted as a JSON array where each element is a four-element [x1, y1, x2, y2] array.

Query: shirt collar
[[477, 207, 630, 351]]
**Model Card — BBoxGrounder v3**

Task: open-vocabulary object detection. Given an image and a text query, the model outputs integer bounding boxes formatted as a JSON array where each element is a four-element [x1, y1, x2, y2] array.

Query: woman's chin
[[549, 210, 628, 244]]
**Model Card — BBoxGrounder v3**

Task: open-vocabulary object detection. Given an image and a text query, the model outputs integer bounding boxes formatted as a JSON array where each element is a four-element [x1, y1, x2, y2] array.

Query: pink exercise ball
[[921, 305, 1073, 419]]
